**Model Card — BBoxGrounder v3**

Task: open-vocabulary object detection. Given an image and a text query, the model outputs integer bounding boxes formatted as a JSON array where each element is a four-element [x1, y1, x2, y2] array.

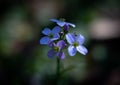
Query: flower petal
[[64, 24, 69, 31], [51, 34, 59, 41], [52, 26, 61, 33], [50, 19, 59, 22], [77, 34, 85, 45], [76, 45, 88, 55], [47, 49, 56, 58], [68, 45, 77, 56], [48, 41, 55, 48], [67, 22, 76, 27], [66, 33, 76, 44], [57, 22, 66, 27], [57, 40, 66, 50], [40, 36, 50, 44], [50, 19, 65, 27], [42, 28, 51, 35], [58, 52, 65, 59]]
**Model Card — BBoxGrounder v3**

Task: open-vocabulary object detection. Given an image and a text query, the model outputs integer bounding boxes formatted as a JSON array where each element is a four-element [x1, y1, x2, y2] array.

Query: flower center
[[72, 42, 79, 47], [49, 33, 54, 38], [53, 46, 59, 52]]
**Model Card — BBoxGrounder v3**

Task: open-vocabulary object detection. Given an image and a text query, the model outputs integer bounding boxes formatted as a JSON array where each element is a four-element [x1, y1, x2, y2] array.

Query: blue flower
[[50, 19, 75, 31], [47, 40, 66, 59], [40, 26, 61, 44], [66, 33, 88, 56]]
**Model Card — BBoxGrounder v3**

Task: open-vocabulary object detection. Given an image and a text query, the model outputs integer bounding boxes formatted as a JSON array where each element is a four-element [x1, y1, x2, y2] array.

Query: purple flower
[[40, 26, 61, 44], [66, 33, 88, 56], [50, 19, 75, 31], [47, 40, 66, 59]]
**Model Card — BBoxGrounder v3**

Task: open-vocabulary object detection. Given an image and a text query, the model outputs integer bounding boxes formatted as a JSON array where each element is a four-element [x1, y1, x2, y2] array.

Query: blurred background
[[0, 0, 120, 85]]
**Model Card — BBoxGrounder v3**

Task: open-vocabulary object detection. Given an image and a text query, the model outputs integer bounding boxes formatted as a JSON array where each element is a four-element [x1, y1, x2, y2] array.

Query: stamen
[[53, 46, 59, 52], [72, 42, 79, 47]]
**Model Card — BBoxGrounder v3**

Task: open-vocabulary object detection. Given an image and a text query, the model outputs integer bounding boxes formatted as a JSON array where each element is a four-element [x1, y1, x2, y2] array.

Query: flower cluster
[[40, 18, 88, 59]]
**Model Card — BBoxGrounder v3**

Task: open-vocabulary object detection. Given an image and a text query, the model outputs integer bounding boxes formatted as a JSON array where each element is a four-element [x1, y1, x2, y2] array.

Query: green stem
[[56, 57, 60, 85], [55, 27, 66, 85]]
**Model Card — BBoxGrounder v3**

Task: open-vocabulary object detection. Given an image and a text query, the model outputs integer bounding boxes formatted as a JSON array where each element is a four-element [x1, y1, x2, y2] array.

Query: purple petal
[[64, 24, 69, 31], [67, 22, 76, 27], [47, 50, 57, 58], [68, 45, 77, 56], [48, 41, 55, 48], [52, 26, 61, 33], [57, 40, 66, 50], [42, 28, 51, 35], [76, 45, 88, 55], [77, 34, 85, 45], [66, 33, 76, 44], [40, 36, 50, 44], [58, 52, 65, 59]]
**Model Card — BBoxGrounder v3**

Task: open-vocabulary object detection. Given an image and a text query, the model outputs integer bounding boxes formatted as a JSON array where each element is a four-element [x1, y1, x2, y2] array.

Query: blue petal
[[68, 45, 77, 56], [47, 49, 57, 58], [76, 45, 88, 55], [50, 19, 59, 22], [42, 28, 51, 35], [57, 40, 66, 50], [50, 19, 65, 27], [67, 22, 76, 27], [40, 36, 50, 44], [77, 34, 85, 45], [51, 34, 59, 41], [58, 52, 65, 59], [57, 22, 66, 27], [66, 33, 76, 44], [52, 26, 61, 33]]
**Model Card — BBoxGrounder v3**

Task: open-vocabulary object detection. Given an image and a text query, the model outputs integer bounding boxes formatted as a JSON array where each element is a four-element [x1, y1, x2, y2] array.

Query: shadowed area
[[0, 0, 120, 85]]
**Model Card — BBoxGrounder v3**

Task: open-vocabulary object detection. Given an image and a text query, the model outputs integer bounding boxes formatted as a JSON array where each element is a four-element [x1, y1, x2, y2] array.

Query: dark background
[[0, 0, 120, 85]]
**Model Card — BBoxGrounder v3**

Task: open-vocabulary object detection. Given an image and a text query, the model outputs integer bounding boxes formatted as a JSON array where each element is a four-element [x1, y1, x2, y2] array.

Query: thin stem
[[55, 27, 66, 85], [56, 57, 60, 85]]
